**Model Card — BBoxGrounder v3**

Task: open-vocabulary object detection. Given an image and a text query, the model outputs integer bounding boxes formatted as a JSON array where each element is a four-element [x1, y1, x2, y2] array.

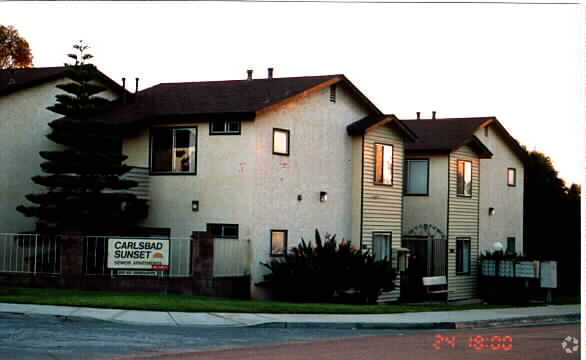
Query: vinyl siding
[[361, 123, 404, 302], [447, 145, 480, 301]]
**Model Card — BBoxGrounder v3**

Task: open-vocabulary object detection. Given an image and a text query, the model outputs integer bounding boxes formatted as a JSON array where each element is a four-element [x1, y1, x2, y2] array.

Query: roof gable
[[347, 114, 417, 142], [0, 66, 128, 97]]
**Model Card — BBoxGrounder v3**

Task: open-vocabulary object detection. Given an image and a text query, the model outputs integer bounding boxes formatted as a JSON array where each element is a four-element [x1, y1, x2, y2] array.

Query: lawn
[[0, 287, 536, 314]]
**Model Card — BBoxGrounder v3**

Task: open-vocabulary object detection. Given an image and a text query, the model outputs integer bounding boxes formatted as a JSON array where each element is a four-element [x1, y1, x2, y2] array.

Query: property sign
[[107, 238, 170, 270]]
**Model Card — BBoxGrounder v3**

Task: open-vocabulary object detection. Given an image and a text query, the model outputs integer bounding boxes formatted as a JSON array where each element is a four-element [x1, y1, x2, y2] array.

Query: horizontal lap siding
[[448, 146, 480, 301], [362, 126, 404, 302]]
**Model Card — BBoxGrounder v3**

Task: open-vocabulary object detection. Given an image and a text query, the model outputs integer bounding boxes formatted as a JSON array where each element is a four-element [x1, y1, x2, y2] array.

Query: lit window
[[273, 129, 290, 155], [405, 159, 429, 195], [207, 224, 239, 239], [375, 143, 393, 185], [457, 160, 472, 196], [456, 238, 471, 274], [373, 232, 392, 261], [210, 120, 241, 135], [150, 127, 196, 174], [271, 230, 287, 256], [507, 168, 516, 187]]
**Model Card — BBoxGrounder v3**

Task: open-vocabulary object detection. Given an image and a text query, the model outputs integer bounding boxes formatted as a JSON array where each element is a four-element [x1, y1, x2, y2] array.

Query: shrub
[[257, 229, 396, 304]]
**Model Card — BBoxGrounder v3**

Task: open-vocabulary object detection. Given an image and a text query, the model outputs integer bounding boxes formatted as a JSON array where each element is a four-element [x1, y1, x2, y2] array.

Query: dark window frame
[[456, 160, 473, 197], [149, 126, 197, 176], [506, 237, 516, 254], [206, 223, 239, 239], [330, 84, 336, 103], [270, 229, 288, 257], [209, 120, 242, 136], [404, 158, 430, 196], [374, 143, 394, 186], [372, 232, 392, 261], [272, 128, 290, 156], [507, 168, 517, 187], [456, 237, 471, 275]]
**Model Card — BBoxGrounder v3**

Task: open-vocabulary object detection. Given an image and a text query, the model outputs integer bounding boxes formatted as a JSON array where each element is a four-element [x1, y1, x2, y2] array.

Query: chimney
[[247, 69, 253, 81], [432, 111, 436, 120], [268, 67, 274, 79], [135, 77, 139, 94], [416, 112, 420, 120], [121, 77, 127, 104]]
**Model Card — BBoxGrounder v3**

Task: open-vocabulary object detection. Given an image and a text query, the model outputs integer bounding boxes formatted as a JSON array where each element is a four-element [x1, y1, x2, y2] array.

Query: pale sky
[[2, 1, 583, 185]]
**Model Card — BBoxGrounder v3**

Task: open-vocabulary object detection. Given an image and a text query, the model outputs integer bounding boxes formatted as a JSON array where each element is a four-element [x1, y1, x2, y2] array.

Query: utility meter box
[[392, 247, 410, 272]]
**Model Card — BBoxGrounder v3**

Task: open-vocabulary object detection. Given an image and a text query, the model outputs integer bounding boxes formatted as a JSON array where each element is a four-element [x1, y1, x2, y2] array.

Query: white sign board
[[107, 238, 170, 270], [540, 261, 557, 288]]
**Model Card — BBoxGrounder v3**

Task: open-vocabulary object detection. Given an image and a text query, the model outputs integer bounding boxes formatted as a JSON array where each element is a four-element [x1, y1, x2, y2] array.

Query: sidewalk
[[0, 302, 579, 329]]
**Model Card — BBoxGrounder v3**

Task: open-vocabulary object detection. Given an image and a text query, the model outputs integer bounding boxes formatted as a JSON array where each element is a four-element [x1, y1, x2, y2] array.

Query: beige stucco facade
[[475, 125, 525, 255], [0, 79, 118, 233], [121, 84, 371, 298]]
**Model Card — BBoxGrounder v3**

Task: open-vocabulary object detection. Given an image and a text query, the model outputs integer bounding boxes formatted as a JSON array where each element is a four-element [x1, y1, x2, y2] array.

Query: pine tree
[[17, 41, 146, 233]]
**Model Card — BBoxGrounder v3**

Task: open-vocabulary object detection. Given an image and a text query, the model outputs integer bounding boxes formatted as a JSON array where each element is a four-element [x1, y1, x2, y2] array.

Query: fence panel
[[213, 239, 250, 277], [0, 233, 61, 274]]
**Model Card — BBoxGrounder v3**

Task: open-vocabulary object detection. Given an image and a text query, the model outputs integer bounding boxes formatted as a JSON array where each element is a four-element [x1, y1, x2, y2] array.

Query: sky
[[1, 1, 583, 186]]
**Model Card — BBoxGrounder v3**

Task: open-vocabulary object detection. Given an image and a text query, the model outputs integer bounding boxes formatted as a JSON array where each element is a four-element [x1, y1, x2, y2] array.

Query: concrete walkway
[[0, 302, 579, 329]]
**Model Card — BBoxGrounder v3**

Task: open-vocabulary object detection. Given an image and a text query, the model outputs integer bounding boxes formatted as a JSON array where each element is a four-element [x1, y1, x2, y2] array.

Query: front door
[[401, 236, 447, 301]]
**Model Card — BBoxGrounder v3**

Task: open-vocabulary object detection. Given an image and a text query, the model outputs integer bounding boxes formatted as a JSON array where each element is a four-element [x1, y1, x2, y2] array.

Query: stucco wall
[[474, 125, 525, 254], [403, 155, 449, 236], [0, 79, 118, 233], [250, 84, 369, 298], [121, 84, 370, 297]]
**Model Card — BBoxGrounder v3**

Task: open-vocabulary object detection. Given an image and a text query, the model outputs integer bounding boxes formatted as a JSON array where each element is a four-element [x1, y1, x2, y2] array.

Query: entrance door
[[401, 236, 447, 301]]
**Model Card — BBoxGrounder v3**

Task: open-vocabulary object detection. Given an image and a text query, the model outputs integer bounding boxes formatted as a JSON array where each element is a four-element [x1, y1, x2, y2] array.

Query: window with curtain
[[374, 143, 393, 185], [405, 159, 429, 195], [457, 160, 472, 196], [456, 237, 471, 274], [373, 232, 392, 261], [150, 127, 197, 174]]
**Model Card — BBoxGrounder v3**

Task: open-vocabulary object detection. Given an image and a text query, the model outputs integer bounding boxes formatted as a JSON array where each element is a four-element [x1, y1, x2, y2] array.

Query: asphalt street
[[0, 313, 403, 360]]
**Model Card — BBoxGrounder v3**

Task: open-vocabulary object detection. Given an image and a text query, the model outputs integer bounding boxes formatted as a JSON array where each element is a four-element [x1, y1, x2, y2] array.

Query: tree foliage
[[0, 25, 33, 69], [17, 41, 146, 233], [524, 149, 580, 294], [258, 229, 396, 304]]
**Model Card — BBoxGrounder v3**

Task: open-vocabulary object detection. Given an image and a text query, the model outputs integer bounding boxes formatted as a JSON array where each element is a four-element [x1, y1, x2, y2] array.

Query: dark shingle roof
[[94, 74, 382, 125], [347, 114, 417, 141], [0, 66, 127, 97], [401, 117, 494, 158]]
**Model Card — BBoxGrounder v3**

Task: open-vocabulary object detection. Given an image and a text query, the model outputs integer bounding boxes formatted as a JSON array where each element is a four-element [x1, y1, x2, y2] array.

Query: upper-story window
[[374, 143, 393, 185], [457, 160, 472, 197], [150, 127, 197, 174], [210, 120, 241, 135], [405, 159, 429, 195], [273, 128, 290, 156], [507, 168, 516, 187]]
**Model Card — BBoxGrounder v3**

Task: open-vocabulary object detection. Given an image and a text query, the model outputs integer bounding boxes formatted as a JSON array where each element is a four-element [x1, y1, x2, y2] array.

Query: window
[[273, 129, 290, 156], [507, 168, 516, 187], [207, 224, 239, 239], [150, 127, 197, 174], [457, 160, 472, 196], [210, 120, 241, 135], [330, 84, 336, 103], [270, 230, 287, 256], [373, 232, 392, 261], [405, 159, 429, 195], [374, 143, 393, 185], [506, 237, 516, 254], [456, 238, 471, 274], [484, 127, 489, 137]]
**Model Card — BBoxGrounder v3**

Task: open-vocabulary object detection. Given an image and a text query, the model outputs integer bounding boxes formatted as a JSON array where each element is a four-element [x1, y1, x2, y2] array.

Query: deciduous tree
[[0, 25, 33, 69]]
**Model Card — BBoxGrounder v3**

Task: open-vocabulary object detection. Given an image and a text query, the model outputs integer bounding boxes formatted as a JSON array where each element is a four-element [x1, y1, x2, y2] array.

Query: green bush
[[257, 229, 396, 304]]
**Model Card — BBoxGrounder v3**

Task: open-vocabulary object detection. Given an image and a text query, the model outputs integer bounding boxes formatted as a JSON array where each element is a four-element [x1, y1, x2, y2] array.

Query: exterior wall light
[[192, 200, 199, 212], [320, 191, 328, 202], [488, 207, 495, 216], [297, 194, 303, 201]]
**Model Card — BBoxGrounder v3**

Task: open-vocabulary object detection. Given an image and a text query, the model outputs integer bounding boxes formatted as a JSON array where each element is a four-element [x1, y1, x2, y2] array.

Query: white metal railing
[[213, 238, 251, 277], [83, 235, 192, 277], [0, 233, 61, 274]]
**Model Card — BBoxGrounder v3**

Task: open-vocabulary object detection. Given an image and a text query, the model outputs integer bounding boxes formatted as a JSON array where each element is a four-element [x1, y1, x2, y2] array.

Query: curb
[[248, 314, 580, 330]]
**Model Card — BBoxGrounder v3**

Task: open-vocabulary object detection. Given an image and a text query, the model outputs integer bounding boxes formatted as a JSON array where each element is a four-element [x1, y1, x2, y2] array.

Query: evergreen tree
[[17, 41, 146, 233]]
